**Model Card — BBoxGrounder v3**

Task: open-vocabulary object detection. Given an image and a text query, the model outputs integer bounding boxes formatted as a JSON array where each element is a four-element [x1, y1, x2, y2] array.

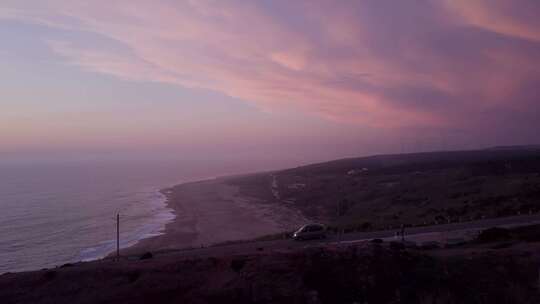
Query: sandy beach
[[121, 175, 307, 256]]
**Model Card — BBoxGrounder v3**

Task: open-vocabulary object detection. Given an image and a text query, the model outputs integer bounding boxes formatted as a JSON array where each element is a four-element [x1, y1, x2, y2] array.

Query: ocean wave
[[76, 190, 175, 262]]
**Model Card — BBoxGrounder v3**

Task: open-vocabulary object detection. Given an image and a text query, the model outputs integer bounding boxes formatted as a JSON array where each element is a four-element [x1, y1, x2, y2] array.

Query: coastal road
[[337, 213, 540, 244], [122, 213, 540, 261]]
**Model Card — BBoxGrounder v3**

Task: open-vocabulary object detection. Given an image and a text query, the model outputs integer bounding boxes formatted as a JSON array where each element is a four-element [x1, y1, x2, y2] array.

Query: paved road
[[123, 214, 540, 261], [338, 213, 540, 244]]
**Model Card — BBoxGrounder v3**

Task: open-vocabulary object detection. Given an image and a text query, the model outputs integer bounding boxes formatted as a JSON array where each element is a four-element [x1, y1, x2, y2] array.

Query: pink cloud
[[2, 0, 539, 133], [444, 0, 540, 42]]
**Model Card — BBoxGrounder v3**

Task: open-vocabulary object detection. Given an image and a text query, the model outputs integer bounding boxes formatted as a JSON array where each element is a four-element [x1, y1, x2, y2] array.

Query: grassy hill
[[228, 147, 540, 231]]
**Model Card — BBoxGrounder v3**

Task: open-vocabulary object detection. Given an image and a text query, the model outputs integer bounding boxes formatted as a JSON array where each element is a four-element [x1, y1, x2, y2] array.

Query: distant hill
[[485, 145, 540, 151], [282, 147, 540, 176], [229, 147, 540, 230]]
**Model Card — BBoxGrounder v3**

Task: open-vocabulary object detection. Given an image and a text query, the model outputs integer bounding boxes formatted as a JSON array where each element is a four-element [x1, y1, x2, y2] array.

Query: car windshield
[[301, 225, 322, 232]]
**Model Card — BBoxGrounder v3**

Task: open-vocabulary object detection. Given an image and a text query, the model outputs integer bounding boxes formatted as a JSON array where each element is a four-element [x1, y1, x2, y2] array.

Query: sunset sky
[[1, 1, 539, 163]]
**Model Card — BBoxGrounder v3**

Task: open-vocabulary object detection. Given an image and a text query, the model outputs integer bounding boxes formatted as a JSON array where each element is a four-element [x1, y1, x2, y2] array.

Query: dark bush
[[389, 241, 405, 250], [230, 259, 247, 273], [476, 227, 511, 243], [60, 263, 73, 268], [43, 271, 57, 281], [139, 252, 153, 260]]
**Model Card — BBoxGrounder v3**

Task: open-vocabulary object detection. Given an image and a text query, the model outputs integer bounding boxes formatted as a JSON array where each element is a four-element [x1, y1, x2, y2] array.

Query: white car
[[292, 224, 327, 240]]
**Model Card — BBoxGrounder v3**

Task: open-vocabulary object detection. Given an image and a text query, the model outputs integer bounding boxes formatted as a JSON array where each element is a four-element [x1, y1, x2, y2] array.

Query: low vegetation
[[3, 224, 540, 303], [230, 148, 540, 231]]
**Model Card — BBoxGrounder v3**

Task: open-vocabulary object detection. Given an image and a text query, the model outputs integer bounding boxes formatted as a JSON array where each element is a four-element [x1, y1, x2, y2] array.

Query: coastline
[[76, 189, 176, 263], [119, 174, 307, 256], [2, 171, 305, 274]]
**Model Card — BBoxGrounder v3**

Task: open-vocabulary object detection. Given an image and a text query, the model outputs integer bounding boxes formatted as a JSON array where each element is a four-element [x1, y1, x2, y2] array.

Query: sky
[[1, 0, 539, 164]]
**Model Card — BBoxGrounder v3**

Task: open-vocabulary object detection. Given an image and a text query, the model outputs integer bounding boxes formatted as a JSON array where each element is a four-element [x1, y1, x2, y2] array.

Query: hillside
[[3, 224, 540, 303], [228, 147, 540, 230]]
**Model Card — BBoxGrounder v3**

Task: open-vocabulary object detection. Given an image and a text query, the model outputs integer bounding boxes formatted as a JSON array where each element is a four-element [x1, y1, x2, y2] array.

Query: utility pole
[[116, 213, 120, 261], [337, 200, 342, 243]]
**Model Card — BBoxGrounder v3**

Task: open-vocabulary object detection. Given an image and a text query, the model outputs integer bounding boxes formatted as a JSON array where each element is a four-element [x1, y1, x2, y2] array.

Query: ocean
[[0, 159, 271, 274]]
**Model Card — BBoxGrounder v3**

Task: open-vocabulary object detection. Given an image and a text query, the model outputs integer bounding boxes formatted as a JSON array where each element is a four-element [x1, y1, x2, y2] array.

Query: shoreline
[[76, 189, 176, 263], [3, 172, 302, 274], [118, 174, 307, 256]]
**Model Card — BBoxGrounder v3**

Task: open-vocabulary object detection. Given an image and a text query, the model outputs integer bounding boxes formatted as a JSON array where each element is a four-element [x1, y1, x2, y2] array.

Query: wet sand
[[121, 176, 307, 255]]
